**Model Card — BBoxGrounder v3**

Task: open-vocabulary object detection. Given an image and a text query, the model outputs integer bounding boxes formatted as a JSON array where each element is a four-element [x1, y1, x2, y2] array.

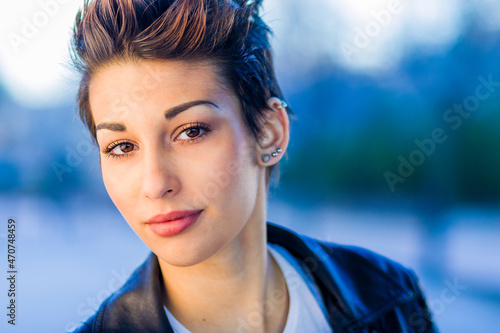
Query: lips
[[146, 210, 203, 224], [145, 210, 203, 237]]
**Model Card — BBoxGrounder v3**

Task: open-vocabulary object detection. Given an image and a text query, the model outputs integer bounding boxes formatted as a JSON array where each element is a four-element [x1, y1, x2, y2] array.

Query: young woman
[[71, 0, 438, 332]]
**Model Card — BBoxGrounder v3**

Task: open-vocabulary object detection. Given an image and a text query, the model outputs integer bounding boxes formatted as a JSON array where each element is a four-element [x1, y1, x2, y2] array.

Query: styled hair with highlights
[[70, 0, 292, 186]]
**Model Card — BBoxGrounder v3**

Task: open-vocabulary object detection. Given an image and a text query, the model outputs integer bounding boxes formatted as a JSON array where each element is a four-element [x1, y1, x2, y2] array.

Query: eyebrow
[[164, 100, 219, 119], [95, 123, 126, 132], [95, 100, 219, 132]]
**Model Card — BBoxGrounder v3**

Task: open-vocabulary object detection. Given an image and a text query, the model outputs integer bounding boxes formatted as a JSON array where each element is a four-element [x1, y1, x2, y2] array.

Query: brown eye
[[119, 143, 134, 153], [110, 142, 136, 155], [186, 128, 201, 138], [176, 122, 213, 142]]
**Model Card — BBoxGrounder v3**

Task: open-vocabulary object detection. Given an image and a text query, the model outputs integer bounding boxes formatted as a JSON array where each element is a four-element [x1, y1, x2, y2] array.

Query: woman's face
[[89, 59, 265, 267]]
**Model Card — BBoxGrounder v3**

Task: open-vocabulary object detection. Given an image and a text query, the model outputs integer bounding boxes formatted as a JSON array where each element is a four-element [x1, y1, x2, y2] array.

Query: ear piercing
[[276, 101, 288, 109], [261, 99, 286, 163], [261, 148, 283, 163]]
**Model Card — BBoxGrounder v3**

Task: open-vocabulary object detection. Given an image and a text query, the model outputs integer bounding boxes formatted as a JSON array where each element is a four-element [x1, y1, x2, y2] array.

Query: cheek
[[208, 130, 257, 202], [101, 163, 138, 215], [186, 130, 257, 211]]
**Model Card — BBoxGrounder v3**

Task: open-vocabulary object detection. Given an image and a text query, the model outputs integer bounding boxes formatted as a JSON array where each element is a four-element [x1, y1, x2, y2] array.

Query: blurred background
[[1, 0, 500, 332]]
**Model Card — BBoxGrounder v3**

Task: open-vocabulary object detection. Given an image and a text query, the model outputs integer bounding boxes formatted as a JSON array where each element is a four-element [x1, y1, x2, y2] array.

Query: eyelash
[[176, 122, 213, 144], [103, 140, 132, 159], [102, 122, 213, 159]]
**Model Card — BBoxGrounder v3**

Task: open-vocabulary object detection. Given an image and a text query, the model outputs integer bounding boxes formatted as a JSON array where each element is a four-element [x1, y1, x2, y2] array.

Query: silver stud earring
[[276, 101, 288, 109], [262, 148, 283, 163]]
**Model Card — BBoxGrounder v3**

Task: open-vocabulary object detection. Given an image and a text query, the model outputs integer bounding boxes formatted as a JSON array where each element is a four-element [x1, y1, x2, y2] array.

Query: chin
[[159, 253, 209, 268], [145, 229, 225, 268], [155, 242, 220, 268]]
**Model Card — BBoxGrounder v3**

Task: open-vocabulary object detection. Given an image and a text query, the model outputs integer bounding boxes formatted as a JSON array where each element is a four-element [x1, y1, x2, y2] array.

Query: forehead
[[88, 59, 232, 119]]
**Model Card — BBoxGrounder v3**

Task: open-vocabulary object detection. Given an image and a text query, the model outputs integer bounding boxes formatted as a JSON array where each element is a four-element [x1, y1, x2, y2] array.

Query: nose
[[141, 150, 180, 200]]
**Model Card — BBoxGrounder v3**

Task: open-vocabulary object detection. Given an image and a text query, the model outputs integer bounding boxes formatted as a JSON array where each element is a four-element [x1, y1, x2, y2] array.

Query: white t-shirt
[[164, 244, 333, 333]]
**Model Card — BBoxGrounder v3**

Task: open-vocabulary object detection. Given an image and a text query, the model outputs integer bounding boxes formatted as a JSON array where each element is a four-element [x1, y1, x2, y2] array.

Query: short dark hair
[[71, 0, 292, 186]]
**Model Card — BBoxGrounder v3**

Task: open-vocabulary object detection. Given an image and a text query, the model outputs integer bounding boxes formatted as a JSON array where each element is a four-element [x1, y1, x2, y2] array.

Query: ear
[[256, 97, 290, 166]]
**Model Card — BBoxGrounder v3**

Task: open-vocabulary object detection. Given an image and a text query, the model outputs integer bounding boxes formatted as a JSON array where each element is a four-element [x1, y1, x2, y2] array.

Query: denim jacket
[[73, 222, 439, 333]]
